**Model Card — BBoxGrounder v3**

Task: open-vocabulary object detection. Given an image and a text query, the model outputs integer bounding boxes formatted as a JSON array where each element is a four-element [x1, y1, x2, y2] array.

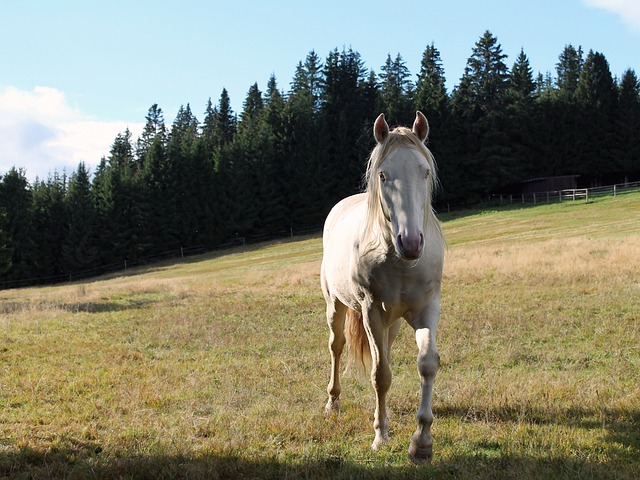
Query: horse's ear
[[373, 113, 389, 143], [412, 111, 429, 142]]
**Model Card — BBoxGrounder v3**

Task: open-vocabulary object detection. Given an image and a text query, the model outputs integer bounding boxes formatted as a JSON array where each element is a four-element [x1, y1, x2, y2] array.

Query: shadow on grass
[[1, 445, 637, 480], [2, 404, 638, 480], [436, 404, 640, 453], [1, 404, 637, 479]]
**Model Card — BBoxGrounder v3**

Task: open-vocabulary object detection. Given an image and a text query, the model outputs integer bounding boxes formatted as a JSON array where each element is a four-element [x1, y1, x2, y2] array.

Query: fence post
[[614, 185, 617, 197]]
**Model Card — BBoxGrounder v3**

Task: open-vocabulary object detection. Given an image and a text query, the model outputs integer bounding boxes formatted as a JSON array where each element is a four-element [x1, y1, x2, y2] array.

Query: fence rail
[[492, 181, 640, 206]]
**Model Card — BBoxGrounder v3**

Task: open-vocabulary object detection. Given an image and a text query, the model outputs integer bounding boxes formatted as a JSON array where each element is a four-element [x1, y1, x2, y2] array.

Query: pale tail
[[345, 308, 372, 374]]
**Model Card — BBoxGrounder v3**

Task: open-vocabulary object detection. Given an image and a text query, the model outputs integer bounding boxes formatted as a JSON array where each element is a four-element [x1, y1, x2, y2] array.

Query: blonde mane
[[362, 126, 442, 252]]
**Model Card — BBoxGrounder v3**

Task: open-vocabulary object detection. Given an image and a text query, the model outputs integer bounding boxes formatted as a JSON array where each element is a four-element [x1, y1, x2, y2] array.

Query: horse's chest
[[355, 261, 435, 311]]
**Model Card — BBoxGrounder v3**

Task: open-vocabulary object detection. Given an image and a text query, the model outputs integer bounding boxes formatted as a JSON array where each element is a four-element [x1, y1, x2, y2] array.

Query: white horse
[[321, 111, 445, 464]]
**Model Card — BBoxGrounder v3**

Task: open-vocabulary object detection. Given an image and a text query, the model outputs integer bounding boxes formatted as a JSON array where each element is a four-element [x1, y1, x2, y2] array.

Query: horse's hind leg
[[325, 299, 347, 414]]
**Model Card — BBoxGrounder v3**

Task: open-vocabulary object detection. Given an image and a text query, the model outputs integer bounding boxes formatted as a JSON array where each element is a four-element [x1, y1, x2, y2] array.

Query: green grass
[[1, 194, 639, 479]]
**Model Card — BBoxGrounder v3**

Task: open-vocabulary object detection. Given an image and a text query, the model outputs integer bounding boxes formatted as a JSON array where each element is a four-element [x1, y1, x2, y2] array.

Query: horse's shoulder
[[325, 193, 366, 233]]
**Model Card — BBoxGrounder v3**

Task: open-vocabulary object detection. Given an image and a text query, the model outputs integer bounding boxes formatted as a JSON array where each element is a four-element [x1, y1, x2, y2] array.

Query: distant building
[[519, 175, 580, 194]]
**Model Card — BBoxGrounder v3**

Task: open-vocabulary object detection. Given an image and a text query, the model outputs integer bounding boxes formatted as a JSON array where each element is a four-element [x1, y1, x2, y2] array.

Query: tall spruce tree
[[415, 43, 448, 126], [167, 104, 201, 245], [451, 31, 512, 198], [136, 104, 167, 164], [291, 50, 323, 110], [31, 172, 67, 277], [320, 47, 373, 208], [556, 45, 584, 98], [94, 130, 146, 263], [506, 49, 538, 178], [63, 162, 98, 272], [202, 89, 236, 155], [379, 53, 414, 126], [0, 168, 34, 280], [575, 50, 618, 183], [617, 69, 640, 180], [256, 75, 289, 233], [286, 51, 326, 228]]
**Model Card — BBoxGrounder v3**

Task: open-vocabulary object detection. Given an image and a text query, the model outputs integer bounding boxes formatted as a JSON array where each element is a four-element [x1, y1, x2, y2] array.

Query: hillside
[[1, 194, 639, 479]]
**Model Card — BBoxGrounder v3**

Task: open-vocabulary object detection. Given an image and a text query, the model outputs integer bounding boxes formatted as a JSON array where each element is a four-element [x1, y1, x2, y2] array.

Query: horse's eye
[[425, 170, 431, 179], [379, 171, 386, 182]]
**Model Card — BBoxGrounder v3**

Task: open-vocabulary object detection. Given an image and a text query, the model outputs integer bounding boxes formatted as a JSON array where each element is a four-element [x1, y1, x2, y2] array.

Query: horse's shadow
[[2, 406, 637, 479]]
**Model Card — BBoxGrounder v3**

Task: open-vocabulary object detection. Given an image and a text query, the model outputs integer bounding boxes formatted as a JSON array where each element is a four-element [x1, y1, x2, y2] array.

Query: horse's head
[[369, 112, 434, 261]]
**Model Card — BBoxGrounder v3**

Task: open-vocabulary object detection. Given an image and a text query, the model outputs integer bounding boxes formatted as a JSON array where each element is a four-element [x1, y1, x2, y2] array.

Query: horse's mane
[[362, 126, 443, 252]]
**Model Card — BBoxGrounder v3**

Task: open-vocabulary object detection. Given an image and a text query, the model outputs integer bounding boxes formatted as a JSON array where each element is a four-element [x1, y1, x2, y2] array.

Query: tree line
[[1, 31, 639, 286]]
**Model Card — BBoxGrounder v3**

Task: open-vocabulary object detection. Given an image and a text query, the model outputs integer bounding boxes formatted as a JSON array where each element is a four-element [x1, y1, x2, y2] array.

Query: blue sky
[[1, 0, 639, 180]]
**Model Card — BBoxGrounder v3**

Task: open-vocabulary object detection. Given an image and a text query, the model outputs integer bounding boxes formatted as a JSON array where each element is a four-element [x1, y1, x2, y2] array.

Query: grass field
[[1, 194, 639, 479]]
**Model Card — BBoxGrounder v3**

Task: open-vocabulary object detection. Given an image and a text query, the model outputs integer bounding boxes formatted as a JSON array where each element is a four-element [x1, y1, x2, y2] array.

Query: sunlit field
[[1, 194, 639, 479]]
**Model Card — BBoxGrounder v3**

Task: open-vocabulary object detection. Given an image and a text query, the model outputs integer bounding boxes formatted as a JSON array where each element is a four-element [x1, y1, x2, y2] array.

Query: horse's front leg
[[408, 303, 440, 464], [325, 299, 346, 414], [363, 307, 392, 451]]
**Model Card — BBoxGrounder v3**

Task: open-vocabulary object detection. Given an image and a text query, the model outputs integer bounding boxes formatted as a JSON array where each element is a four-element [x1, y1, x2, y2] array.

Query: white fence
[[493, 181, 640, 205]]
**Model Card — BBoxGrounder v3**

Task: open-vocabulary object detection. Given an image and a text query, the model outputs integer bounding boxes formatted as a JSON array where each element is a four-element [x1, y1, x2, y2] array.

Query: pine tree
[[31, 171, 67, 277], [258, 75, 289, 233], [168, 103, 202, 245], [320, 47, 373, 207], [286, 51, 326, 228], [506, 49, 537, 179], [576, 50, 618, 183], [0, 168, 34, 280], [63, 162, 98, 273], [240, 83, 264, 127], [415, 43, 448, 125], [451, 31, 512, 198], [202, 89, 236, 156], [509, 49, 535, 106], [379, 53, 414, 126], [556, 45, 584, 98], [617, 69, 640, 180], [94, 131, 147, 264], [291, 50, 323, 110], [454, 30, 509, 115], [136, 104, 166, 163]]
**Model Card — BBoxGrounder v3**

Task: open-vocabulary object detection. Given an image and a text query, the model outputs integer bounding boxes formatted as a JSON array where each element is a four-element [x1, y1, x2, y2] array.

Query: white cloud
[[584, 0, 640, 31], [0, 86, 143, 182]]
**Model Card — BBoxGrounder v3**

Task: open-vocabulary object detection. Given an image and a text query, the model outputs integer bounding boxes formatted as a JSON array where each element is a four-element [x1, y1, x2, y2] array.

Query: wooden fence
[[492, 181, 640, 206]]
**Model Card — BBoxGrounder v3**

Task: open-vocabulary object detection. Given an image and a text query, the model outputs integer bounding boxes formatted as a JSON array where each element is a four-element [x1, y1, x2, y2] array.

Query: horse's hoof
[[408, 443, 433, 464], [371, 433, 388, 451], [324, 398, 340, 415]]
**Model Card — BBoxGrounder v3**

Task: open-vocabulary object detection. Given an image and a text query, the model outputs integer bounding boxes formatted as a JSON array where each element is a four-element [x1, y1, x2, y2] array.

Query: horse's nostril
[[396, 232, 424, 260]]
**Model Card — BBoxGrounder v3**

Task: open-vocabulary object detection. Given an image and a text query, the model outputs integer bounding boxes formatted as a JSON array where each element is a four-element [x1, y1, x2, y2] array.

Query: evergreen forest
[[1, 31, 639, 287]]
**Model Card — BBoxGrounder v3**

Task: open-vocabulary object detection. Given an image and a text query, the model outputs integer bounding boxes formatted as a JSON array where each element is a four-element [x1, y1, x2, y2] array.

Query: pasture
[[1, 194, 639, 479]]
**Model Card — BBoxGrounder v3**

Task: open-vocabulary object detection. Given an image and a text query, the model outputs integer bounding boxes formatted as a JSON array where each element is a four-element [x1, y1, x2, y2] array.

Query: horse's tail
[[345, 308, 372, 375]]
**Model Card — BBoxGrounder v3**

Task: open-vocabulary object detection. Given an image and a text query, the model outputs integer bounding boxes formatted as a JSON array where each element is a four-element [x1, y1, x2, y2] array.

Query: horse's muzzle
[[396, 232, 424, 260]]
